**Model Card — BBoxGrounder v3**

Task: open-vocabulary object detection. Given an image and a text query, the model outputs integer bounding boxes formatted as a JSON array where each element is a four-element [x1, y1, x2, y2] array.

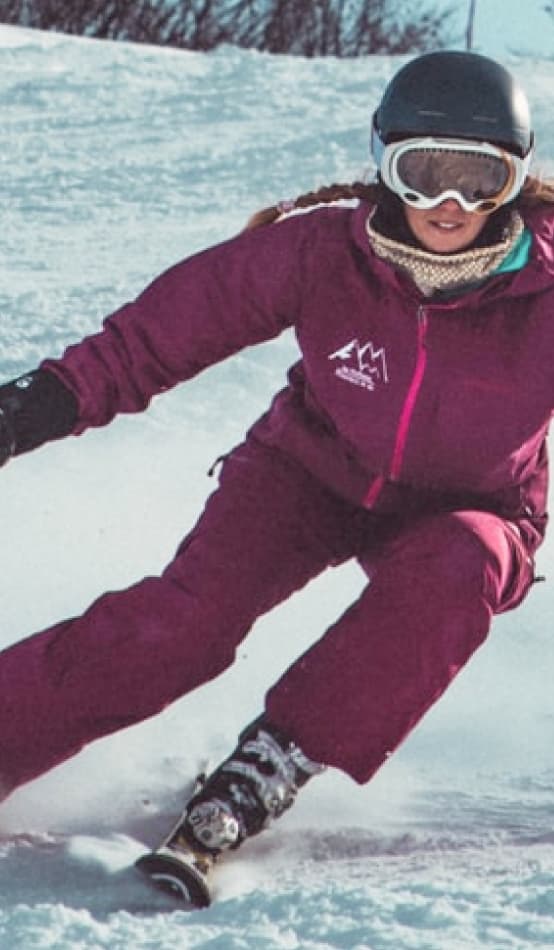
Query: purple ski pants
[[0, 439, 535, 797]]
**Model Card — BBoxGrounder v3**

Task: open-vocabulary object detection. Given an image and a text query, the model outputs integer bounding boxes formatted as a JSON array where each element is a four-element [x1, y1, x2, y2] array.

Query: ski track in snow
[[1, 814, 554, 948], [0, 22, 553, 949]]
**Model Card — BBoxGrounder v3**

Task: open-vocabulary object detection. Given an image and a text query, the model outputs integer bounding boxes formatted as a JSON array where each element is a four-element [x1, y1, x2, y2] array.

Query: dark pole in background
[[466, 0, 477, 49]]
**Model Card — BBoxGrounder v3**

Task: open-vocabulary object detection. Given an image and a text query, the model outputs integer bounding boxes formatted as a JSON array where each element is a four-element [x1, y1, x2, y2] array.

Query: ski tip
[[135, 849, 212, 908]]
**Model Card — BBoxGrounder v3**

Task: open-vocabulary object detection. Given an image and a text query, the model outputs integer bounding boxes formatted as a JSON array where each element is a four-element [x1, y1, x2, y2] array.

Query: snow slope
[[0, 24, 553, 948]]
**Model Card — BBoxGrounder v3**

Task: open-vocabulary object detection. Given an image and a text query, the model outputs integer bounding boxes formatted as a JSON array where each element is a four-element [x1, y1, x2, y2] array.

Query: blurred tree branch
[[0, 0, 454, 56]]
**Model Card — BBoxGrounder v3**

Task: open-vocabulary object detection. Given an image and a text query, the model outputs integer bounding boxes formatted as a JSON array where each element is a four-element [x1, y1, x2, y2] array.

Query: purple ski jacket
[[44, 201, 554, 553]]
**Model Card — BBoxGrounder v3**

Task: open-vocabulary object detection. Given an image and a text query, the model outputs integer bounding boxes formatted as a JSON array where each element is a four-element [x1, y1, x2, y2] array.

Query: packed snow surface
[[0, 24, 553, 949]]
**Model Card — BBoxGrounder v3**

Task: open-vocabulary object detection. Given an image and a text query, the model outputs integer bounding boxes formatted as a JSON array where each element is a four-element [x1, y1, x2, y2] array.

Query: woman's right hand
[[0, 371, 78, 462], [0, 405, 16, 466]]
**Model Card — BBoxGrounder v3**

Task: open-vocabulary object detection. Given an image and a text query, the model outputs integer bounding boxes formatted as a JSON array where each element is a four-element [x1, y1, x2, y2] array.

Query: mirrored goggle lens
[[396, 148, 511, 204]]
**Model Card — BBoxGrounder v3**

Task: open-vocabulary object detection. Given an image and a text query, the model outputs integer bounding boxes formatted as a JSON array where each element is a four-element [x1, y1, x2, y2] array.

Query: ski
[[136, 771, 216, 908], [135, 844, 213, 908]]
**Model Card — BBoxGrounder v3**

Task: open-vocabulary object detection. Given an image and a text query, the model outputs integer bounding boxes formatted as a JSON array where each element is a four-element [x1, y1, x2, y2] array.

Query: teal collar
[[495, 227, 532, 275]]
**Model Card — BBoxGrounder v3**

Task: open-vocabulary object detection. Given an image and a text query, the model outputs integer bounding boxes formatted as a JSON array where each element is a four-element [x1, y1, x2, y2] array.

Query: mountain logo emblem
[[328, 338, 389, 392]]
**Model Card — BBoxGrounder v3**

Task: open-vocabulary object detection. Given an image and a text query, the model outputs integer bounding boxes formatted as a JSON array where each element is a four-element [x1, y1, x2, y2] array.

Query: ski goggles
[[373, 135, 531, 214]]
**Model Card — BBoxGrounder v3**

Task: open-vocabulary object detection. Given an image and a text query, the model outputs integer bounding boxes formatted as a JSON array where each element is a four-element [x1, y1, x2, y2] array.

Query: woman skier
[[0, 50, 551, 897]]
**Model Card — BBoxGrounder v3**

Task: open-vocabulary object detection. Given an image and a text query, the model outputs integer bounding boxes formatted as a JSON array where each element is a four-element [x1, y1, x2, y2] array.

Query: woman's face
[[403, 199, 489, 254]]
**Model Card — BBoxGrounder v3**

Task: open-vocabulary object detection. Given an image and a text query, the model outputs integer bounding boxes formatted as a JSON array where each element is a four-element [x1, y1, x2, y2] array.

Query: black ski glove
[[0, 370, 78, 466]]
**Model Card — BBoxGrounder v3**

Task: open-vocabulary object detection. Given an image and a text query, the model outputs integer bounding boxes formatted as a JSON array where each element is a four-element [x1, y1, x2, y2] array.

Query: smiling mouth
[[430, 220, 464, 230]]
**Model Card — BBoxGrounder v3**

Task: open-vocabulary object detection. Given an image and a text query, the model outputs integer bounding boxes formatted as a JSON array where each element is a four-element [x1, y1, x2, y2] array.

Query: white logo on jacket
[[328, 338, 389, 391]]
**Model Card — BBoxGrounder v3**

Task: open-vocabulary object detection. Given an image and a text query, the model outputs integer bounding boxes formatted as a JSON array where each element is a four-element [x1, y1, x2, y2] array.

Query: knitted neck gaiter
[[366, 210, 524, 296]]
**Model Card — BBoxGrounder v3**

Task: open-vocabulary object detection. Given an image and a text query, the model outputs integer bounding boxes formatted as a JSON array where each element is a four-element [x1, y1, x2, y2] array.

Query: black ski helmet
[[372, 51, 533, 159]]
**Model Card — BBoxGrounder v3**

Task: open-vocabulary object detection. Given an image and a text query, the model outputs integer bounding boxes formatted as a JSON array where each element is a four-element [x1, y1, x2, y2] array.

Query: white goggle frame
[[372, 132, 532, 214]]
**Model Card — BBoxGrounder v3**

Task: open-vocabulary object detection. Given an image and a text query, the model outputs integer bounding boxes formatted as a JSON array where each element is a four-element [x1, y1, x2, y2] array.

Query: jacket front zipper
[[364, 306, 429, 507]]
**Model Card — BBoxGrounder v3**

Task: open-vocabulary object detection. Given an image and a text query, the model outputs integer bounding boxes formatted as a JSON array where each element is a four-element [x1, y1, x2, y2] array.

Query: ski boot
[[136, 715, 324, 906]]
